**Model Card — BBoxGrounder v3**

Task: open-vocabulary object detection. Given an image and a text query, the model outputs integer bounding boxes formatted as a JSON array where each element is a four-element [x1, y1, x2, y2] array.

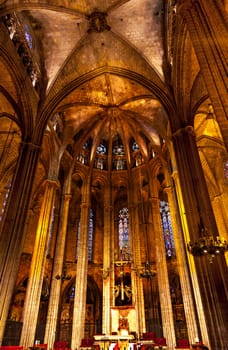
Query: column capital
[[44, 178, 60, 189], [172, 125, 195, 139], [62, 193, 72, 201], [171, 170, 179, 181], [162, 185, 173, 195], [80, 202, 90, 209]]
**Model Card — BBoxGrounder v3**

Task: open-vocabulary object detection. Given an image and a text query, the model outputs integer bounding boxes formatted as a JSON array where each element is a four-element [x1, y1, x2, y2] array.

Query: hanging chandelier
[[55, 265, 71, 281], [139, 261, 156, 278], [187, 227, 228, 262]]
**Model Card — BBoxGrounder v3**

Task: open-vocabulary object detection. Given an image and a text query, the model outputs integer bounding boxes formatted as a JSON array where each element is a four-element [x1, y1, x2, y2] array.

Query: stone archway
[[58, 276, 102, 343]]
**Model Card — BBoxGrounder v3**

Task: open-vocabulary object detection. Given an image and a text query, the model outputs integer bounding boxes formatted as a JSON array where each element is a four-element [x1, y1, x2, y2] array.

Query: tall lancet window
[[114, 207, 132, 307], [118, 207, 129, 250], [76, 209, 94, 261], [160, 201, 176, 258], [224, 160, 228, 181]]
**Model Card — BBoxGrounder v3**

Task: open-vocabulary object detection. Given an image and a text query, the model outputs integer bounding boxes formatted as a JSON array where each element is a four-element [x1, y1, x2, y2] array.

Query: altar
[[111, 307, 137, 336], [94, 334, 134, 350]]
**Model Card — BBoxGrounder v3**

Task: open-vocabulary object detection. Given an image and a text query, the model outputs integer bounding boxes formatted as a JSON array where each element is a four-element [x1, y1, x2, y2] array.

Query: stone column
[[147, 198, 160, 334], [0, 184, 10, 226], [102, 181, 113, 335], [20, 179, 59, 347], [212, 195, 228, 265], [164, 183, 199, 344], [71, 180, 91, 350], [128, 176, 145, 337], [177, 0, 228, 150], [151, 197, 176, 350], [172, 126, 228, 349], [0, 141, 40, 344], [44, 188, 72, 349]]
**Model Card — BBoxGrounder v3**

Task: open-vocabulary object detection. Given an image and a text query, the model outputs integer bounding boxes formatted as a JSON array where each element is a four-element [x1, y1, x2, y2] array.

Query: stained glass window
[[96, 144, 107, 154], [224, 160, 228, 180], [95, 144, 106, 169], [69, 286, 75, 300], [24, 24, 33, 48], [115, 207, 132, 307], [132, 141, 139, 151], [118, 208, 129, 251], [113, 143, 125, 155], [160, 201, 176, 258]]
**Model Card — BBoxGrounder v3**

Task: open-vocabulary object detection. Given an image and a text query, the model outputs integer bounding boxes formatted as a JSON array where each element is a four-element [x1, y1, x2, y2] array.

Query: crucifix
[[114, 247, 132, 301]]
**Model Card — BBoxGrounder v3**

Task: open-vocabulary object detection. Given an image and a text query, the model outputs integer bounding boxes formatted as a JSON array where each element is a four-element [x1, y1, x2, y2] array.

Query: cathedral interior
[[0, 1, 228, 350]]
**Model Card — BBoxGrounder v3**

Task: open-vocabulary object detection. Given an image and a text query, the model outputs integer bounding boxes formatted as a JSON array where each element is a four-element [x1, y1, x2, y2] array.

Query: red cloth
[[54, 342, 67, 348], [0, 347, 23, 350], [176, 339, 190, 348], [80, 339, 94, 347], [142, 332, 155, 340], [114, 343, 119, 350], [154, 338, 167, 346]]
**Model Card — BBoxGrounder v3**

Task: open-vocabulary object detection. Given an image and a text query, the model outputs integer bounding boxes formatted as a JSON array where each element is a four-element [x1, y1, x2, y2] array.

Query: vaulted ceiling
[[1, 0, 173, 132], [0, 0, 203, 184]]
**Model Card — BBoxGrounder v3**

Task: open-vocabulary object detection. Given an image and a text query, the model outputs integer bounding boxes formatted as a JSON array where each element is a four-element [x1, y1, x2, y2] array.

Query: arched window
[[132, 141, 139, 151], [24, 24, 33, 48], [118, 207, 129, 250], [113, 143, 125, 155], [77, 142, 90, 165], [160, 201, 176, 258], [115, 207, 132, 307], [96, 143, 107, 154], [68, 285, 75, 301], [224, 160, 228, 180]]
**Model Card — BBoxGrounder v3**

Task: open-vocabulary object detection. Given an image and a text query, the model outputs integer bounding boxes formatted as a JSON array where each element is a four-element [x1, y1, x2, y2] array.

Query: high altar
[[111, 307, 137, 336], [94, 306, 137, 350]]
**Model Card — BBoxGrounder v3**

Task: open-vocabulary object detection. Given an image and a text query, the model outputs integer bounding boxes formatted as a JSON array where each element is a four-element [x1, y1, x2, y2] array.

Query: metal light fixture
[[139, 261, 156, 279], [187, 226, 228, 262], [55, 265, 71, 281]]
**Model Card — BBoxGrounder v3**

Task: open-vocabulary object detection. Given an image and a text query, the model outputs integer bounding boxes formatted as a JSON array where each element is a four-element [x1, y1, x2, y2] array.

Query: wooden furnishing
[[30, 345, 48, 350], [191, 344, 209, 350], [80, 339, 95, 349]]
